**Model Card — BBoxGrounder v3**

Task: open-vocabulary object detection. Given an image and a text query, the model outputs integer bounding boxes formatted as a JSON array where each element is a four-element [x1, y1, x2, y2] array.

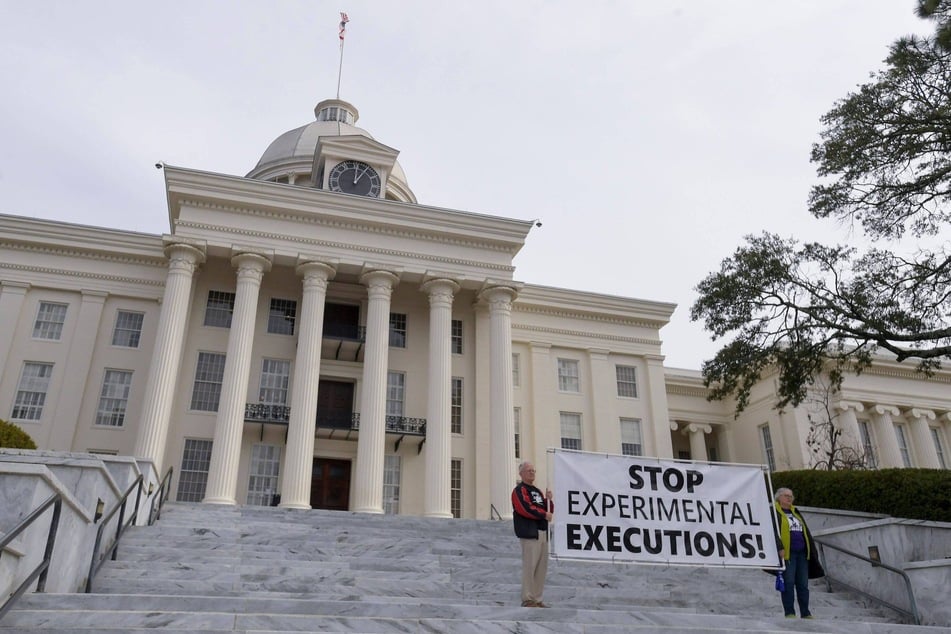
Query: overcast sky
[[0, 1, 934, 370]]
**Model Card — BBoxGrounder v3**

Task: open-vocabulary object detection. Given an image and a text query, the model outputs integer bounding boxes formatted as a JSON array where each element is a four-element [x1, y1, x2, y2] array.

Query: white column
[[49, 290, 107, 450], [645, 355, 674, 458], [907, 408, 941, 469], [280, 261, 335, 509], [587, 348, 613, 452], [204, 252, 271, 505], [352, 269, 399, 514], [686, 423, 711, 462], [872, 404, 904, 468], [421, 278, 459, 518], [482, 284, 518, 521], [134, 241, 205, 470], [835, 400, 864, 453], [0, 281, 29, 376]]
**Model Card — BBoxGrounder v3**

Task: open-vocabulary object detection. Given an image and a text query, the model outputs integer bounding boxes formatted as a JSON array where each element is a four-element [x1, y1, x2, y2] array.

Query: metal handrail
[[0, 492, 62, 620], [148, 466, 174, 525], [489, 504, 503, 520], [85, 474, 143, 592], [813, 538, 920, 625]]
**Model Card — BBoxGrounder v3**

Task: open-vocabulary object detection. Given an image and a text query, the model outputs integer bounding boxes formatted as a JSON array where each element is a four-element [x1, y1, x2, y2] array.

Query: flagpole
[[336, 12, 349, 100]]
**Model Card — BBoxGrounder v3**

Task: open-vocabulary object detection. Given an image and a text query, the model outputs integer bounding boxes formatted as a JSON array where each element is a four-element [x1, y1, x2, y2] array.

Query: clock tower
[[246, 98, 416, 203]]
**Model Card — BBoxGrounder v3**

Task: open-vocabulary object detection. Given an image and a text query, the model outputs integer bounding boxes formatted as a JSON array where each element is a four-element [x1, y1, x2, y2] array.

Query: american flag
[[339, 12, 349, 41]]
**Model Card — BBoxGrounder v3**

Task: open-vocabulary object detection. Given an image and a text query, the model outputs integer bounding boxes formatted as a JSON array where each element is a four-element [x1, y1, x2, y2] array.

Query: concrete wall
[[804, 507, 951, 626]]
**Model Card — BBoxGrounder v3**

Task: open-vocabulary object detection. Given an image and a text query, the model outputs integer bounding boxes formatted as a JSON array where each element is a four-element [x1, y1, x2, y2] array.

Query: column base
[[423, 511, 454, 519], [201, 496, 237, 505], [351, 506, 384, 515], [278, 502, 312, 510]]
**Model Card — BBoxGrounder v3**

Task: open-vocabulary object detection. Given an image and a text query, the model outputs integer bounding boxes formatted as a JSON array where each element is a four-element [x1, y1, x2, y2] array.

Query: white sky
[[0, 1, 934, 370]]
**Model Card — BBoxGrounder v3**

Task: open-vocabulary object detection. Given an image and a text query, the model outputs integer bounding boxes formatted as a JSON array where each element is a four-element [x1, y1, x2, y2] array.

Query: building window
[[246, 444, 281, 506], [267, 298, 297, 335], [514, 407, 521, 459], [759, 424, 776, 471], [95, 369, 133, 427], [858, 420, 877, 468], [450, 458, 462, 518], [931, 428, 947, 469], [451, 319, 463, 354], [616, 365, 638, 398], [389, 312, 407, 348], [33, 302, 68, 340], [386, 371, 405, 417], [112, 310, 144, 347], [451, 377, 463, 434], [512, 353, 520, 387], [560, 412, 582, 450], [620, 417, 643, 456], [203, 290, 235, 328], [895, 424, 912, 467], [190, 352, 226, 412], [259, 358, 290, 405], [557, 358, 580, 393], [11, 362, 53, 420], [176, 438, 213, 502], [383, 454, 401, 515]]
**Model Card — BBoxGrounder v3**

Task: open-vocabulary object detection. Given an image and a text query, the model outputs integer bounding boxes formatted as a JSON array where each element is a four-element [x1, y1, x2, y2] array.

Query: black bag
[[807, 556, 825, 579]]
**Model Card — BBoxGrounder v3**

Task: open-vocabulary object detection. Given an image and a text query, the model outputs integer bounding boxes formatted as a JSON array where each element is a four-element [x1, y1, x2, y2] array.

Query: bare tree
[[803, 376, 871, 470]]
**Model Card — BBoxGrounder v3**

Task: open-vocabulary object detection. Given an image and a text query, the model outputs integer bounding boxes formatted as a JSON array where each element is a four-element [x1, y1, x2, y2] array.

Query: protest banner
[[551, 449, 781, 569]]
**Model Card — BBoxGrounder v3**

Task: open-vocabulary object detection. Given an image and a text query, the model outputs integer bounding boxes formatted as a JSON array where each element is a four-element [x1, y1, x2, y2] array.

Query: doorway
[[310, 458, 351, 510]]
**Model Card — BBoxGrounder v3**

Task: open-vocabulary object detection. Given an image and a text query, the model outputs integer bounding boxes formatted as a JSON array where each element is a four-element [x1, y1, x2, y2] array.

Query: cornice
[[512, 302, 664, 330], [859, 363, 951, 383], [0, 240, 168, 269], [666, 384, 712, 398], [511, 322, 660, 347], [175, 199, 518, 255], [175, 219, 515, 275], [0, 263, 166, 288]]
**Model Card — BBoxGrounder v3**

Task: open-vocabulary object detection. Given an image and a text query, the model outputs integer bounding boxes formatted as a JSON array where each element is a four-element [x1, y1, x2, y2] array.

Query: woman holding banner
[[774, 487, 815, 619]]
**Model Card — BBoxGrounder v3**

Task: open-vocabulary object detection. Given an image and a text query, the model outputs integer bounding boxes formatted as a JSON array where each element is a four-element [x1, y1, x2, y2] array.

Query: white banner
[[552, 450, 780, 568]]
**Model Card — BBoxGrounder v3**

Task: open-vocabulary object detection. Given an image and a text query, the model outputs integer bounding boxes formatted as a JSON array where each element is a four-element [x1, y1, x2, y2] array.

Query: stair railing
[[147, 466, 174, 525], [85, 474, 143, 593], [489, 504, 502, 520], [0, 492, 63, 620], [813, 537, 920, 625]]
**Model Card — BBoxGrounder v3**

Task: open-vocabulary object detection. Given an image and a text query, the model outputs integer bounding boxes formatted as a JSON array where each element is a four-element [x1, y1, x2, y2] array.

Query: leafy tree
[[691, 3, 951, 414], [0, 418, 37, 449]]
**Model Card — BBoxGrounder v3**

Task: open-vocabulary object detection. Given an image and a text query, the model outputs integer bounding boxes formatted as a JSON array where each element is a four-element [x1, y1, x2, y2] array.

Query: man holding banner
[[512, 461, 554, 608]]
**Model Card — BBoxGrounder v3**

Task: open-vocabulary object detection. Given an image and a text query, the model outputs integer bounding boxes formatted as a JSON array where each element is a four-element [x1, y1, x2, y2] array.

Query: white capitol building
[[1, 98, 948, 519]]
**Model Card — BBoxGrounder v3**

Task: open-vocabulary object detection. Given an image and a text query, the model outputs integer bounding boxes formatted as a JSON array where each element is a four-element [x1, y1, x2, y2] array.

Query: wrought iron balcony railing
[[243, 404, 426, 436]]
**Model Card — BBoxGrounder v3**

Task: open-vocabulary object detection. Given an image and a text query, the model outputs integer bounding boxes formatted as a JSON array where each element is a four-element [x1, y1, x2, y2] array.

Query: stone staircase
[[0, 503, 944, 633]]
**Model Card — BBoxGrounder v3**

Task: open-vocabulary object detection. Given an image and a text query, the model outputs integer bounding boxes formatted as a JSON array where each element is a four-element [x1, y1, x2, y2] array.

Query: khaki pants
[[520, 529, 549, 603]]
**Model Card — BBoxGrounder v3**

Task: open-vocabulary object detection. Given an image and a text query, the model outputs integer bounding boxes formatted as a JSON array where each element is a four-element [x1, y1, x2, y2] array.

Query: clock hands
[[353, 166, 368, 185]]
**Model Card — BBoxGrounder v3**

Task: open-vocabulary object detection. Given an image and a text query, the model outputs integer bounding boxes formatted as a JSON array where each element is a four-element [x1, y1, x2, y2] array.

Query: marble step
[[0, 594, 928, 633]]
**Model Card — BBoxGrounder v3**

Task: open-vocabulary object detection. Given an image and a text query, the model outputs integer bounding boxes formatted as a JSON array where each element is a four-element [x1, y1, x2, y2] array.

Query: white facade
[[1, 99, 948, 519]]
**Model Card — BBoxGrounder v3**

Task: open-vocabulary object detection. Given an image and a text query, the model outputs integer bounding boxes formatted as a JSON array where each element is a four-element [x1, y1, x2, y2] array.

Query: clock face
[[328, 160, 381, 197]]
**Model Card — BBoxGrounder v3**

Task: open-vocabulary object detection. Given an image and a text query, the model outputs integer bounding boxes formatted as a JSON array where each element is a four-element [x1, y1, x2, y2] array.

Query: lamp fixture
[[94, 498, 105, 523]]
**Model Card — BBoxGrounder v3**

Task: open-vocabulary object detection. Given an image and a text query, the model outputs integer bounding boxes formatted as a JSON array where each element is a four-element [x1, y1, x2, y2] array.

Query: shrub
[[769, 468, 951, 522], [0, 418, 37, 449]]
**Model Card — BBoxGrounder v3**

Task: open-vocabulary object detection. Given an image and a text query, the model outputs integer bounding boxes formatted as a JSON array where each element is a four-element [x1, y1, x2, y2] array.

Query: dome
[[246, 99, 411, 198]]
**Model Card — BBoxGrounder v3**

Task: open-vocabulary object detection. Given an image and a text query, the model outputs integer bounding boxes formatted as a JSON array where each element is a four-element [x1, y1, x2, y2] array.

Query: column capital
[[295, 260, 337, 280], [360, 268, 400, 288], [0, 280, 30, 292], [836, 400, 865, 413], [420, 277, 460, 297], [686, 423, 712, 435], [906, 408, 936, 421], [231, 250, 272, 271], [162, 235, 206, 260], [670, 421, 680, 431], [874, 404, 900, 417]]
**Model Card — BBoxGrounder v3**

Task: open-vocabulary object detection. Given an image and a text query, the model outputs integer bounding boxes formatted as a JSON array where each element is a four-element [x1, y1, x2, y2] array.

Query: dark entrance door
[[316, 380, 354, 430], [311, 458, 351, 510]]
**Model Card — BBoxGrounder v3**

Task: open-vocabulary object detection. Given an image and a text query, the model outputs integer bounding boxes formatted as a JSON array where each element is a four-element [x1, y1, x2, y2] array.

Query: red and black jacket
[[512, 481, 550, 539]]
